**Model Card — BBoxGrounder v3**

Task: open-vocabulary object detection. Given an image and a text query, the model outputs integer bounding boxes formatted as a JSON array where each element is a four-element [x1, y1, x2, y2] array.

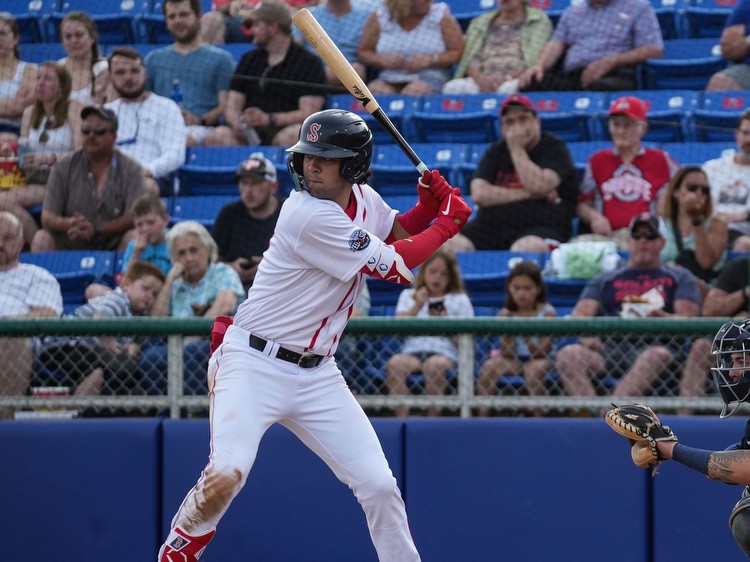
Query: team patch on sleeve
[[349, 229, 371, 252]]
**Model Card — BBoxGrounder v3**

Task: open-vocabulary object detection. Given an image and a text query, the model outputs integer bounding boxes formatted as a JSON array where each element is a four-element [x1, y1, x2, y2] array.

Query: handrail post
[[167, 335, 184, 419]]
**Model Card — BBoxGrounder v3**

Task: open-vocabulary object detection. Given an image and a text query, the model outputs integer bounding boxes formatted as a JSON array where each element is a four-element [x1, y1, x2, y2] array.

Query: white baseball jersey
[[233, 183, 398, 355]]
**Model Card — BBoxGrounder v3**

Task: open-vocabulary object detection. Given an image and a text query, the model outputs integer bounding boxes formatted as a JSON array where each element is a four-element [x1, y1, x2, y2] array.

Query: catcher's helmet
[[286, 109, 373, 189], [711, 318, 750, 418]]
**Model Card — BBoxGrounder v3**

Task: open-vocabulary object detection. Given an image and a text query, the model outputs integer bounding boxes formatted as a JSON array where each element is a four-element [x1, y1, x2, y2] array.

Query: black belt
[[249, 335, 324, 369]]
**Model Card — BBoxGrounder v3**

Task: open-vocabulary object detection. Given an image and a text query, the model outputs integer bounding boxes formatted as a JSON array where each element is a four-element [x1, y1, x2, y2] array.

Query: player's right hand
[[435, 188, 472, 237], [418, 169, 453, 213]]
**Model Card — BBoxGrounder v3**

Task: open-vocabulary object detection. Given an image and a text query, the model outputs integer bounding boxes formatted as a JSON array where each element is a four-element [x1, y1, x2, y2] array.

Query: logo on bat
[[306, 123, 321, 142]]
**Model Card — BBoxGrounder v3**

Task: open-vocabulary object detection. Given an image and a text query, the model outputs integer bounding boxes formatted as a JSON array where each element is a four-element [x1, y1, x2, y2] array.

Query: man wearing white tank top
[[158, 109, 472, 561]]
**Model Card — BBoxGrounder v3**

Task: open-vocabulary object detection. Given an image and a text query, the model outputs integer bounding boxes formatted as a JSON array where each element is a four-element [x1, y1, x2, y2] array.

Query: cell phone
[[428, 300, 446, 314]]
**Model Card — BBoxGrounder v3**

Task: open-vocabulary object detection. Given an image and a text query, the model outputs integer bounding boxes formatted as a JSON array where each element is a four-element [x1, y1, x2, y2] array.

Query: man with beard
[[30, 106, 144, 252], [207, 0, 326, 147], [105, 47, 186, 197], [211, 154, 282, 292], [703, 109, 750, 252], [0, 212, 63, 419], [144, 0, 235, 147]]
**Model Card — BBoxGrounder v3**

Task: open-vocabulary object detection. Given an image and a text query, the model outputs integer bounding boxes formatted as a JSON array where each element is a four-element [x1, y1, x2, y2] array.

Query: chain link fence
[[0, 316, 735, 420]]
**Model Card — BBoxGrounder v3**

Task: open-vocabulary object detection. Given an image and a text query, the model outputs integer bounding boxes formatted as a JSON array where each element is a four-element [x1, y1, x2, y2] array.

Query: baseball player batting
[[606, 318, 750, 557], [158, 109, 471, 561]]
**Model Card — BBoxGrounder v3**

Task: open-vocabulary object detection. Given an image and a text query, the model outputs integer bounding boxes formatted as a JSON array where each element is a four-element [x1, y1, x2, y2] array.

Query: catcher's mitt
[[605, 403, 678, 475]]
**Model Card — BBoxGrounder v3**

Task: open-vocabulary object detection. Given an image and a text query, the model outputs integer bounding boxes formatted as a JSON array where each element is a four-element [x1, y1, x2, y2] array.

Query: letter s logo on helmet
[[286, 109, 373, 190], [306, 123, 321, 142]]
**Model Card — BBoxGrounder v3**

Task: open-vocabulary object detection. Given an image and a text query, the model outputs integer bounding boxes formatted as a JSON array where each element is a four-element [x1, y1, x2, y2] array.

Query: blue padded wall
[[405, 418, 650, 562], [0, 419, 161, 562], [653, 415, 748, 562], [161, 419, 405, 562]]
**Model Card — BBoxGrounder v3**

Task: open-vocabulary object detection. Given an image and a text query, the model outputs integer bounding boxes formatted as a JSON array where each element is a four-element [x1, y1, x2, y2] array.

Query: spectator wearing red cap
[[517, 0, 663, 92], [447, 94, 579, 252], [573, 96, 680, 249]]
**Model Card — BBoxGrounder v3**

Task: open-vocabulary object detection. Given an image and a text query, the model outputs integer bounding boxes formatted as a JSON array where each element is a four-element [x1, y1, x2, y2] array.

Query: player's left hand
[[417, 169, 453, 212]]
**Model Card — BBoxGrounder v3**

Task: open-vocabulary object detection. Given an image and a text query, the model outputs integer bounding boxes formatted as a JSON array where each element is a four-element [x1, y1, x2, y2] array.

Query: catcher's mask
[[286, 109, 373, 191], [711, 319, 750, 418]]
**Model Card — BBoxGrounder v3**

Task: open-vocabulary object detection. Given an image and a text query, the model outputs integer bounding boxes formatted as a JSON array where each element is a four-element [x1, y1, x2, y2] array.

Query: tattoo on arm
[[708, 450, 750, 483]]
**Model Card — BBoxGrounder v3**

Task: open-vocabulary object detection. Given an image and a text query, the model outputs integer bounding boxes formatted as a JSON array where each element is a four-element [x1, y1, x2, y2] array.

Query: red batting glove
[[417, 169, 453, 213], [434, 188, 472, 238]]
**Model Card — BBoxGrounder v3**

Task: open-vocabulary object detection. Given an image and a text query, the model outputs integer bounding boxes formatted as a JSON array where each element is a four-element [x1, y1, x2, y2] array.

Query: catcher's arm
[[663, 443, 750, 485]]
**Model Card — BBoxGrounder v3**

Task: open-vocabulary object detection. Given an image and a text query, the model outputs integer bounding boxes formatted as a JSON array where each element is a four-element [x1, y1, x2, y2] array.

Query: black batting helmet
[[286, 109, 373, 189], [711, 318, 750, 417]]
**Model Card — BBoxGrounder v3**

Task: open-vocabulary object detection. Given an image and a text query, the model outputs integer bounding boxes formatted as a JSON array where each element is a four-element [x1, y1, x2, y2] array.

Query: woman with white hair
[[145, 221, 245, 396]]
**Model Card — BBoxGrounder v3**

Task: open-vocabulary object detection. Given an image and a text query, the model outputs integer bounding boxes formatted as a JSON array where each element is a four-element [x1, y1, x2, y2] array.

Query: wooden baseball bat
[[293, 8, 428, 174]]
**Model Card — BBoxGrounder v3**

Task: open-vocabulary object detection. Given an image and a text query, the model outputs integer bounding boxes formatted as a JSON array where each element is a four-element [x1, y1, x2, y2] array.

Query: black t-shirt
[[466, 132, 579, 248], [212, 199, 282, 265], [715, 257, 750, 296], [229, 43, 326, 112]]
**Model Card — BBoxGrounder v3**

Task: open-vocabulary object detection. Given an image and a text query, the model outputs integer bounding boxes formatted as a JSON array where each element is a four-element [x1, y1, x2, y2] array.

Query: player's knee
[[355, 468, 400, 506]]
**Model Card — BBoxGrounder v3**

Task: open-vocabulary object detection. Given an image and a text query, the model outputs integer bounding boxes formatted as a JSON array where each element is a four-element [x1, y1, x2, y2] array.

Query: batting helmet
[[286, 109, 373, 189], [711, 318, 750, 418]]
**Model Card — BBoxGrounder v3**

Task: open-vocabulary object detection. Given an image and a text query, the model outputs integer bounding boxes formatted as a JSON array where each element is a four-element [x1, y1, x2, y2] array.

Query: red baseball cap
[[500, 94, 537, 116], [609, 96, 647, 121]]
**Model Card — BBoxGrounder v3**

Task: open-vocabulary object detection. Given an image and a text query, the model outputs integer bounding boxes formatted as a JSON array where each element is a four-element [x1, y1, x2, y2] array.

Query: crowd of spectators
[[3, 0, 750, 418]]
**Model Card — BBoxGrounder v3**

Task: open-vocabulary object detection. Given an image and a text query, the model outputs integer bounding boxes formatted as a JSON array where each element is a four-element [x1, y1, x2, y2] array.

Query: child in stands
[[476, 260, 557, 416], [386, 248, 474, 417]]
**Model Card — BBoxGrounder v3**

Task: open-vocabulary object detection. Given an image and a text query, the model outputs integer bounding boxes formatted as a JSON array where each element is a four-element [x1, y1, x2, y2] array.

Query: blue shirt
[[145, 45, 234, 116], [726, 0, 750, 65], [170, 262, 245, 318], [122, 238, 172, 277], [292, 4, 371, 63]]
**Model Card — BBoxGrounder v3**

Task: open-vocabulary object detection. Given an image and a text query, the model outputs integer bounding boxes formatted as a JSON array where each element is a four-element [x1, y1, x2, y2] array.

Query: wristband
[[672, 443, 711, 475]]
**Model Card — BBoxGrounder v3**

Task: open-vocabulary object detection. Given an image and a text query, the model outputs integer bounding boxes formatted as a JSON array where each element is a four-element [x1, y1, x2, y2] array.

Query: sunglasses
[[631, 231, 660, 241], [81, 127, 112, 136], [685, 183, 710, 195]]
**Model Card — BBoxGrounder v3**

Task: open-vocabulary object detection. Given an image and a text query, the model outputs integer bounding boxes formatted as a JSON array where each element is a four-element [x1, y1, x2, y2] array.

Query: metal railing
[[0, 316, 732, 418]]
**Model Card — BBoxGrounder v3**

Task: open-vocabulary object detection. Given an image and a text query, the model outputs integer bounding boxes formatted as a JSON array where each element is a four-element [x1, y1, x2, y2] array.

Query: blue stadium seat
[[691, 91, 746, 141], [6, 0, 60, 43], [103, 42, 164, 58], [640, 38, 726, 90], [178, 146, 283, 196], [647, 0, 691, 39], [660, 141, 735, 165], [217, 43, 256, 65], [523, 92, 609, 142], [50, 0, 152, 44], [454, 141, 491, 188], [457, 251, 547, 308], [444, 0, 496, 30], [327, 94, 422, 146], [136, 14, 171, 44], [543, 277, 587, 308], [19, 42, 67, 64], [566, 141, 612, 179], [683, 0, 735, 38], [411, 94, 501, 144], [381, 193, 475, 214], [19, 251, 117, 308], [171, 195, 237, 229], [616, 90, 700, 142], [527, 0, 568, 25], [371, 143, 470, 196]]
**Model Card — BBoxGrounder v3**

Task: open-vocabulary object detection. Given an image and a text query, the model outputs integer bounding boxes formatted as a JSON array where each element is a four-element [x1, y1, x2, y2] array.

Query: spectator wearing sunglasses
[[29, 106, 145, 253], [573, 96, 680, 250], [105, 47, 186, 197], [0, 62, 83, 246], [554, 211, 701, 406], [659, 166, 728, 297]]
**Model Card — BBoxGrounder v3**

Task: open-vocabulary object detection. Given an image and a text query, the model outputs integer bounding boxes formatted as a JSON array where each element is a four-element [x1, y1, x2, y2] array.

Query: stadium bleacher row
[[5, 0, 739, 43]]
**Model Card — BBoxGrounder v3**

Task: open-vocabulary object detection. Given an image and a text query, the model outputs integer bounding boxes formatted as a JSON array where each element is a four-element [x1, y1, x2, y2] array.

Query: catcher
[[606, 318, 750, 557]]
